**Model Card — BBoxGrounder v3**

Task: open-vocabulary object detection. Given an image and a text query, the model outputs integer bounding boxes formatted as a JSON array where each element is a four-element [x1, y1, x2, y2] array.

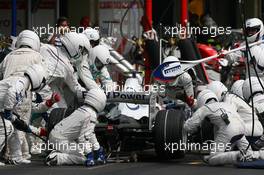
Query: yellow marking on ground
[[187, 161, 204, 165]]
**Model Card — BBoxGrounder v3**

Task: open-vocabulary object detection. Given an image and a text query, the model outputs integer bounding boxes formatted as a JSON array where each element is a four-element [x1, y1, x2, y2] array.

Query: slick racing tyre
[[154, 109, 186, 160]]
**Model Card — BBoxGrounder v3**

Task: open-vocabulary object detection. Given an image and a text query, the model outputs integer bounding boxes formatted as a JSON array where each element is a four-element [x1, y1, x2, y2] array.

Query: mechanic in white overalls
[[207, 81, 263, 137], [78, 28, 114, 91], [225, 18, 264, 81], [45, 89, 106, 166], [0, 64, 51, 165], [184, 89, 249, 165], [40, 32, 87, 109]]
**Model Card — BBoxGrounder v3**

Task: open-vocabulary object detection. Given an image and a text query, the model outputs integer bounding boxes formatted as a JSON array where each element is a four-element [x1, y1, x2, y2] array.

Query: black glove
[[12, 118, 31, 133]]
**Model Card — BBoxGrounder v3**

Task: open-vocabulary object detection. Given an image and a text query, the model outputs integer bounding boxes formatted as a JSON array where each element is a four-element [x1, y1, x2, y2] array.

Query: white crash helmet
[[91, 45, 111, 70], [207, 81, 228, 101], [78, 33, 91, 52], [163, 56, 179, 63], [245, 18, 264, 43], [60, 32, 83, 60], [242, 77, 264, 101], [15, 30, 40, 52], [197, 89, 218, 108], [162, 56, 183, 81], [83, 28, 100, 41], [124, 78, 142, 92], [84, 88, 106, 112], [24, 64, 47, 91], [230, 80, 244, 98]]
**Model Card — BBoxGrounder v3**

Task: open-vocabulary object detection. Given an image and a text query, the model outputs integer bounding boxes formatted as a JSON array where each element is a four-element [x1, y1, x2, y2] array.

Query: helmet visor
[[246, 25, 260, 37]]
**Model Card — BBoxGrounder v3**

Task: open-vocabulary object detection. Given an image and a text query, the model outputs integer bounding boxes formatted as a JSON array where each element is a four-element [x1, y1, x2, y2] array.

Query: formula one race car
[[95, 75, 189, 161]]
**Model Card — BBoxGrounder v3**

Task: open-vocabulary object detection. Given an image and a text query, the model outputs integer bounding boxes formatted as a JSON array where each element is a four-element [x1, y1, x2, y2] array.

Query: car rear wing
[[106, 91, 158, 130]]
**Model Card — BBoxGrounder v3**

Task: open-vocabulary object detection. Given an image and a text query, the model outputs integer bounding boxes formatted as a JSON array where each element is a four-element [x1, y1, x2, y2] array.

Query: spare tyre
[[154, 109, 187, 160]]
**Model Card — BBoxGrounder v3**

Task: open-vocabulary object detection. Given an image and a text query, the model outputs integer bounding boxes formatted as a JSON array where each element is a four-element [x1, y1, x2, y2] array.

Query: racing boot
[[237, 149, 261, 162], [95, 147, 106, 165], [251, 136, 264, 151], [85, 152, 95, 167], [45, 150, 58, 166], [8, 158, 31, 165]]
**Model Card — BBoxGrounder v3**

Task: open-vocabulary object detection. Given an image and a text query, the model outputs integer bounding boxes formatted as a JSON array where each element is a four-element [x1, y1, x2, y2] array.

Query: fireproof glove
[[45, 92, 61, 107]]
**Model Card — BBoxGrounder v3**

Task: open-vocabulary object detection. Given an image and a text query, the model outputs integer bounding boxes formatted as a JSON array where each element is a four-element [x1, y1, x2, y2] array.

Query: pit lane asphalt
[[0, 154, 263, 175]]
